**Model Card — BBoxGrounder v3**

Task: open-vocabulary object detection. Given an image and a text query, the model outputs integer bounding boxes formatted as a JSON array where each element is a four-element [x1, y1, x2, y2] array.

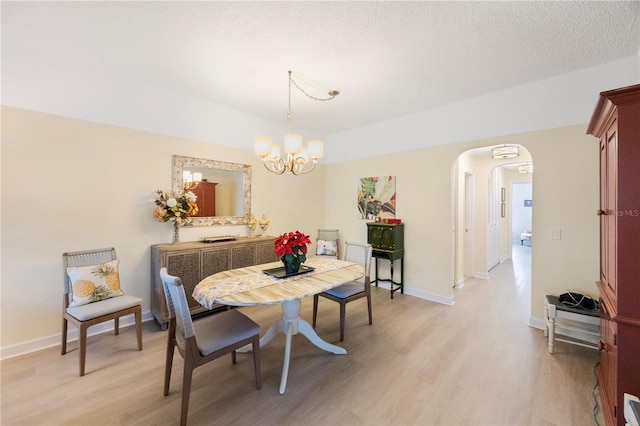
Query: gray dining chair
[[62, 247, 143, 376], [312, 242, 373, 341], [160, 268, 261, 426], [316, 229, 340, 259]]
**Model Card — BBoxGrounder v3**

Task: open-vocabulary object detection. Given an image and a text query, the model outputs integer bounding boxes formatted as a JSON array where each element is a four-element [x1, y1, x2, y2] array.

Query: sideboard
[[150, 236, 278, 328]]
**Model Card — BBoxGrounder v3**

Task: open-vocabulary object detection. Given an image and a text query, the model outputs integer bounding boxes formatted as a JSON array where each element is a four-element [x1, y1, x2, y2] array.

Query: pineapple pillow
[[66, 259, 124, 307]]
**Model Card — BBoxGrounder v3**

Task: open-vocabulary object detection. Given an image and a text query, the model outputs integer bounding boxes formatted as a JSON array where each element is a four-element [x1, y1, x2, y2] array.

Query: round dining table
[[193, 257, 364, 394]]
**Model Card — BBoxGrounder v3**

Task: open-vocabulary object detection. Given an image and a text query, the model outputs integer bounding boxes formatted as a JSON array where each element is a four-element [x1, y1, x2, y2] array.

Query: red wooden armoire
[[587, 84, 640, 426]]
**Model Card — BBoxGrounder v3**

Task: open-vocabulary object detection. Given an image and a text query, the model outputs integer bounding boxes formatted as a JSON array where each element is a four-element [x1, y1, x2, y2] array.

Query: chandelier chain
[[289, 72, 339, 102]]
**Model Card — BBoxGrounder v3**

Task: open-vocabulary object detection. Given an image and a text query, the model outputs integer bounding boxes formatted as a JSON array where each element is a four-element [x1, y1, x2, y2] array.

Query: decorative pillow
[[316, 239, 338, 256], [66, 259, 124, 307]]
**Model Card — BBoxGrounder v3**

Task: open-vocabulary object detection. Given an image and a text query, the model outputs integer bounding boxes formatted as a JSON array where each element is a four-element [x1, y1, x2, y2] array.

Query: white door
[[464, 173, 474, 278], [487, 168, 500, 270]]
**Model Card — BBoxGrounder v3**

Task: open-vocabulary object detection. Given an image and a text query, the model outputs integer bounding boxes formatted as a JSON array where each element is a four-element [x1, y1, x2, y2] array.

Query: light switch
[[551, 228, 561, 240]]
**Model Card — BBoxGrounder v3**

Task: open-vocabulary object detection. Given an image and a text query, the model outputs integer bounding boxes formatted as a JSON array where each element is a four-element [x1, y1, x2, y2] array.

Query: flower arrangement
[[275, 230, 311, 273], [153, 190, 199, 224]]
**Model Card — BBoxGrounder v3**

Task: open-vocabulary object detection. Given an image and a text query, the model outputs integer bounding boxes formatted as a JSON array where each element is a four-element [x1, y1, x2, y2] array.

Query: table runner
[[193, 257, 355, 307]]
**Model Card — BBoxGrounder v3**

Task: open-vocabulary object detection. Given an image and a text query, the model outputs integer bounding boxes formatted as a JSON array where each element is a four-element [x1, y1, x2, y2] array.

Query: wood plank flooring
[[1, 246, 602, 425]]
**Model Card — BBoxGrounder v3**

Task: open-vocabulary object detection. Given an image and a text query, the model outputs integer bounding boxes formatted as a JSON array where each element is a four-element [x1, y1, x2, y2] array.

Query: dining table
[[192, 256, 364, 394]]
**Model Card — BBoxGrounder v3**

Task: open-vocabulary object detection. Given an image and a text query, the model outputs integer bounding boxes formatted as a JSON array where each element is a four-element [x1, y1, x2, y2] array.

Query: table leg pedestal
[[238, 299, 346, 394]]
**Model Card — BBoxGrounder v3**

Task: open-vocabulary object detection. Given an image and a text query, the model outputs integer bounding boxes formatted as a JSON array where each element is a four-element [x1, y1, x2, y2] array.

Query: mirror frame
[[172, 155, 251, 226]]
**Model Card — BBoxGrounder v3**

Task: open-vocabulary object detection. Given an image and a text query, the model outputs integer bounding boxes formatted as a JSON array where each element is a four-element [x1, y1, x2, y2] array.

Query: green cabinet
[[367, 223, 404, 250], [367, 223, 404, 298]]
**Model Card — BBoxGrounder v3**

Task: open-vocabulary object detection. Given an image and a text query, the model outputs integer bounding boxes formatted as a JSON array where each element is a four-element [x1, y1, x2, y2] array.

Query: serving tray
[[262, 265, 315, 279]]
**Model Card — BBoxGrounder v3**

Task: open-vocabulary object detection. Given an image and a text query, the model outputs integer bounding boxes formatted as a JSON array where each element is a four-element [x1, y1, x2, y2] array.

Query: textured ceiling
[[2, 1, 639, 136]]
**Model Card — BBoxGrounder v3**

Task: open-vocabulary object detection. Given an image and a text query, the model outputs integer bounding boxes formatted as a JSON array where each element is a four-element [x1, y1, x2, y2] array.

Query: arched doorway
[[453, 145, 533, 290]]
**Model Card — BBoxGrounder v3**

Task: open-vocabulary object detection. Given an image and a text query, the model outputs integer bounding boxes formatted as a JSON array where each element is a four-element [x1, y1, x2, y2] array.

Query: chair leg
[[367, 294, 373, 325], [79, 325, 88, 376], [312, 295, 319, 327], [252, 337, 262, 389], [339, 302, 346, 342], [164, 342, 175, 396], [135, 308, 143, 350], [61, 318, 68, 355], [114, 317, 120, 335], [180, 362, 194, 426]]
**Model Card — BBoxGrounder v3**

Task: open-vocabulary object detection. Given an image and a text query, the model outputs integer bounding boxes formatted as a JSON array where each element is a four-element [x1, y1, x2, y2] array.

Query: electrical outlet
[[551, 228, 561, 240]]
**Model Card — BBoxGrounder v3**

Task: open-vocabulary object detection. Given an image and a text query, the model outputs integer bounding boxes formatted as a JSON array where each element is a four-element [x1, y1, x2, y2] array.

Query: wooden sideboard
[[587, 84, 640, 426], [150, 236, 278, 328]]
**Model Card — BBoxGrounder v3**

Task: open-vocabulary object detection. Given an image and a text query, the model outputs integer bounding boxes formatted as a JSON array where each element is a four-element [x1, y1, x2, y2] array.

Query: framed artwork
[[357, 176, 396, 220], [524, 199, 532, 207], [501, 187, 506, 202]]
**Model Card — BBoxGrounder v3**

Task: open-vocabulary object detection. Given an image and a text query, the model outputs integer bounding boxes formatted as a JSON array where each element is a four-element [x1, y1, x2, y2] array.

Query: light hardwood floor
[[1, 245, 602, 425]]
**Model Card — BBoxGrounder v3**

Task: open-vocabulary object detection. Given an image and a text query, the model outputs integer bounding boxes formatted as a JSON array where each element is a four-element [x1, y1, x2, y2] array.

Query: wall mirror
[[172, 155, 251, 226]]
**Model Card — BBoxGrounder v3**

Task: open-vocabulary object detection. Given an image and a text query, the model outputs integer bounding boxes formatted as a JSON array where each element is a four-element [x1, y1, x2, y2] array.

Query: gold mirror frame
[[172, 155, 251, 226]]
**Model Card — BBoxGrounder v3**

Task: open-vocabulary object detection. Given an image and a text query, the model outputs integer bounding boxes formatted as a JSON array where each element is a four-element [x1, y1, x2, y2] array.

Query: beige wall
[[0, 107, 600, 355], [0, 107, 326, 351], [325, 125, 600, 325]]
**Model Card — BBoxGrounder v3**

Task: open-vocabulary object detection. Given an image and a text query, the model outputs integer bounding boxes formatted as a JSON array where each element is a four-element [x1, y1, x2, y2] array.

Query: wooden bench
[[544, 294, 599, 354]]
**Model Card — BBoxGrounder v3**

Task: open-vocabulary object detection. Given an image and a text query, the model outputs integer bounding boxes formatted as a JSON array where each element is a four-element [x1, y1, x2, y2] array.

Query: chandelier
[[518, 163, 533, 173], [254, 71, 339, 175], [183, 170, 202, 190], [491, 144, 520, 159]]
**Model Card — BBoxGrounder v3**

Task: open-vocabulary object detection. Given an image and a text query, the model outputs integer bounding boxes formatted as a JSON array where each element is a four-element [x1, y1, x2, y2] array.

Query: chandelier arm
[[262, 157, 287, 175], [183, 181, 198, 191], [290, 157, 317, 175]]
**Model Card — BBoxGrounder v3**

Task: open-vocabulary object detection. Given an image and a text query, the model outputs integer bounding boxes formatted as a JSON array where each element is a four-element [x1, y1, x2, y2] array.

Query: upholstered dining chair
[[316, 229, 340, 259], [312, 242, 373, 341], [62, 247, 143, 376], [160, 268, 261, 426]]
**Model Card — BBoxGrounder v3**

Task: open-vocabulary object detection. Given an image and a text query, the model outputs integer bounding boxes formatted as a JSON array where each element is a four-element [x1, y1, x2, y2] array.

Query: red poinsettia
[[274, 230, 311, 262]]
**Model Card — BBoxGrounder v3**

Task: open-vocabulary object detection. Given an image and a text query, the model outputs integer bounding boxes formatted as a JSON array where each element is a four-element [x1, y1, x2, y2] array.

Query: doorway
[[511, 182, 533, 245], [453, 145, 533, 295]]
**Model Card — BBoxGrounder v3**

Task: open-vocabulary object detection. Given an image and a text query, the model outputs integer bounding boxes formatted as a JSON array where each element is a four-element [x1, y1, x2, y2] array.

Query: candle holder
[[259, 214, 270, 235], [246, 214, 258, 236]]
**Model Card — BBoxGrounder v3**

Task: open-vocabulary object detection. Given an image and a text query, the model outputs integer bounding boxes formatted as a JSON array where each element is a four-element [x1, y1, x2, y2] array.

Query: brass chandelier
[[254, 71, 339, 175]]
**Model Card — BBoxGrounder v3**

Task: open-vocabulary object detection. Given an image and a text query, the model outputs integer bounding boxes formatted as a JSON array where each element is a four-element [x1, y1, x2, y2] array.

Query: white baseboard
[[471, 271, 490, 279], [374, 282, 455, 306], [0, 310, 155, 361]]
